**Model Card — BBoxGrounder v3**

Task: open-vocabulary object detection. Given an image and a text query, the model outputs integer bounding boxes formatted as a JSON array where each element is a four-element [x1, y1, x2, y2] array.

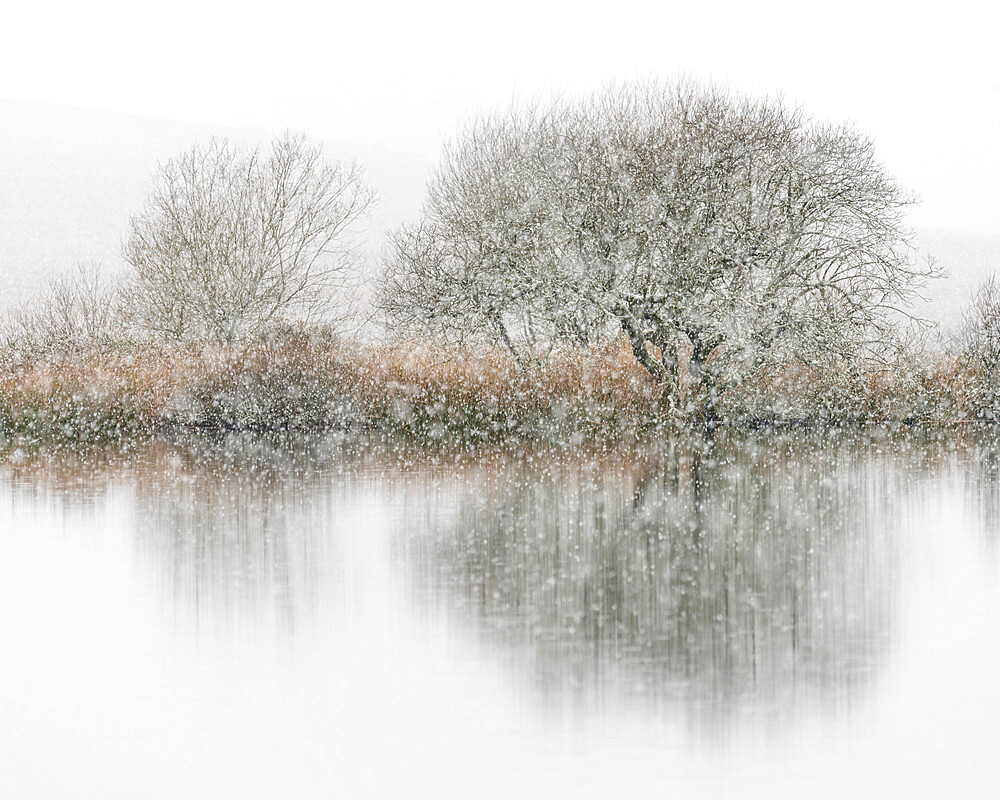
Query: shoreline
[[0, 335, 988, 447]]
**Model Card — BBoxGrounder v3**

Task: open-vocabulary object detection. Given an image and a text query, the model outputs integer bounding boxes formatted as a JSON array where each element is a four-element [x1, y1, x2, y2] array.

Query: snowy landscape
[[2, 3, 998, 798]]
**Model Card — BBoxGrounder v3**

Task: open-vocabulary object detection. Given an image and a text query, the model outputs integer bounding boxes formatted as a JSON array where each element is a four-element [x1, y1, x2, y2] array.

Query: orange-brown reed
[[0, 332, 983, 445]]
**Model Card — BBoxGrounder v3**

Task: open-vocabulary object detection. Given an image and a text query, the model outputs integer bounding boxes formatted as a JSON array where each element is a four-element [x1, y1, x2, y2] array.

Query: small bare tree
[[379, 82, 938, 419], [1, 263, 130, 358], [124, 133, 374, 343], [960, 275, 1000, 418]]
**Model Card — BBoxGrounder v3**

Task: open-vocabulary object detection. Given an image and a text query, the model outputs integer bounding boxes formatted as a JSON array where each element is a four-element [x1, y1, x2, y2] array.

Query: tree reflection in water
[[399, 431, 915, 716], [5, 428, 985, 731]]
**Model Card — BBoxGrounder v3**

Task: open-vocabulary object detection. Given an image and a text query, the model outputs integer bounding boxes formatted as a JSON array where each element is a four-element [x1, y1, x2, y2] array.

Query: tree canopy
[[379, 82, 936, 416], [125, 133, 374, 342]]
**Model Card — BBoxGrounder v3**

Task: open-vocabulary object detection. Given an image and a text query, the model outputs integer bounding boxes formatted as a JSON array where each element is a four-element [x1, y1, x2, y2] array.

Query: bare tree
[[378, 109, 604, 365], [124, 133, 374, 343], [1, 263, 130, 358], [960, 275, 1000, 418], [378, 82, 938, 418]]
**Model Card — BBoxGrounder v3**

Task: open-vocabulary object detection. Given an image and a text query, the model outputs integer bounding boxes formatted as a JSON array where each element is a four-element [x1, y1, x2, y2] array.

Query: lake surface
[[1, 430, 998, 798]]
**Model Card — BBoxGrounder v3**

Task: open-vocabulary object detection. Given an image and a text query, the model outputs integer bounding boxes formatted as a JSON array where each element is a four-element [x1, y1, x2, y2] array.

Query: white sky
[[2, 0, 998, 234]]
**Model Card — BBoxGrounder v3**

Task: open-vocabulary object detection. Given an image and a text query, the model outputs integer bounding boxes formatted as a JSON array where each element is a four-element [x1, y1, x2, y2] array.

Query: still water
[[1, 430, 998, 798]]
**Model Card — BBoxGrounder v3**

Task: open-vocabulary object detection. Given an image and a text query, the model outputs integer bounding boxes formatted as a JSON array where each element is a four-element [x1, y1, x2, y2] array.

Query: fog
[[2, 1, 997, 322], [1, 97, 997, 327]]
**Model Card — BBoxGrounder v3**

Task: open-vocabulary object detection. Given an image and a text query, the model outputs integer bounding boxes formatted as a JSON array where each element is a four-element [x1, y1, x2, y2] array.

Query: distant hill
[[0, 100, 240, 310], [0, 99, 994, 331]]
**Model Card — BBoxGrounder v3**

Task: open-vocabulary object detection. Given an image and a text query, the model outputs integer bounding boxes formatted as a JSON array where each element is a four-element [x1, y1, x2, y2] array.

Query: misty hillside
[[0, 99, 430, 315], [0, 99, 993, 329], [0, 100, 242, 309], [912, 230, 1000, 329]]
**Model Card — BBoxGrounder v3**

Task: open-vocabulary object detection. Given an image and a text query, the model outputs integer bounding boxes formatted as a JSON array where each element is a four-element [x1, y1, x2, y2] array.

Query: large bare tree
[[124, 133, 374, 342], [379, 82, 937, 417]]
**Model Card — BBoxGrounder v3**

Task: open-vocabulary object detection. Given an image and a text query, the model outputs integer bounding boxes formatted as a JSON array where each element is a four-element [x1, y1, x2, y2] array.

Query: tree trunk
[[617, 311, 680, 405], [688, 334, 722, 428], [493, 316, 526, 372]]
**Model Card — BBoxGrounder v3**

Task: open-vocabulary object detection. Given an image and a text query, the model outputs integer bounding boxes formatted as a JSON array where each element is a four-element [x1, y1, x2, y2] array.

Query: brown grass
[[0, 334, 987, 445], [0, 337, 663, 444]]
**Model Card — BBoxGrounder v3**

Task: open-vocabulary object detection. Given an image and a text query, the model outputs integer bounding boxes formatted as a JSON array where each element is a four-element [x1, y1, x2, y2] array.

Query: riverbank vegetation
[[1, 81, 997, 444], [0, 322, 992, 446]]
